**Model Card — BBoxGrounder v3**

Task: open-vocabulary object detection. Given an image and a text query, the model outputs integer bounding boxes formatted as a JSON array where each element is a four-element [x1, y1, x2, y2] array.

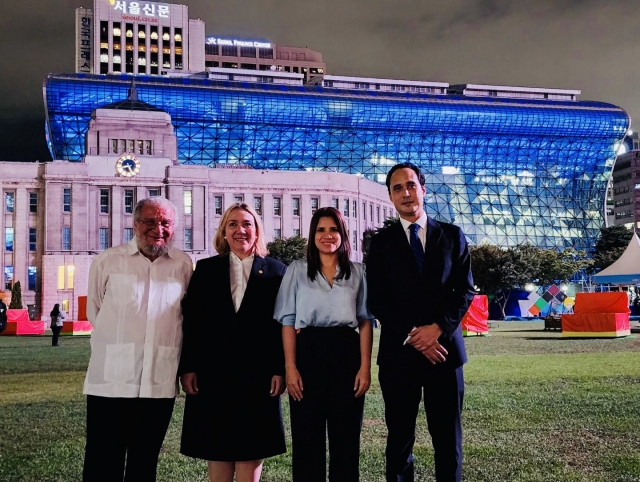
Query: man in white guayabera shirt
[[82, 197, 192, 482]]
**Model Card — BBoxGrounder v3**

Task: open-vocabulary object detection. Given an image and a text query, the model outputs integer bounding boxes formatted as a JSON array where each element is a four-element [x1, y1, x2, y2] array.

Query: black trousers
[[51, 326, 62, 346], [82, 395, 175, 482], [379, 364, 464, 482], [290, 326, 364, 482]]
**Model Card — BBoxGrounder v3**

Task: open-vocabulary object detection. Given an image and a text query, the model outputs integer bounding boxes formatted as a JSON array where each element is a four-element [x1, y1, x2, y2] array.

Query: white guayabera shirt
[[84, 239, 193, 398]]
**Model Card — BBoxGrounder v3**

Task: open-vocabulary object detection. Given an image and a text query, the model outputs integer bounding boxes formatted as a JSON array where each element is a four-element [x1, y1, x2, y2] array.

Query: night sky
[[1, 0, 639, 161]]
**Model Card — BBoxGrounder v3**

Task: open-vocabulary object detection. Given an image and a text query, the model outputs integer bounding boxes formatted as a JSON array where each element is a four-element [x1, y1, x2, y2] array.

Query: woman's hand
[[180, 372, 199, 395], [286, 366, 304, 401], [270, 375, 285, 396], [354, 366, 371, 397]]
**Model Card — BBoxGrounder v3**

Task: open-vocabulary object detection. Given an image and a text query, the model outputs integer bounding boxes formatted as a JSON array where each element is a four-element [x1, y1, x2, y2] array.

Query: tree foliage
[[362, 217, 399, 263], [592, 225, 633, 272], [470, 244, 592, 318], [9, 281, 23, 309], [267, 235, 307, 266]]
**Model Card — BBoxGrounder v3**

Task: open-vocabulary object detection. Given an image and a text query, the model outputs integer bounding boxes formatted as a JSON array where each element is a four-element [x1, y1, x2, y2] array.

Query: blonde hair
[[214, 203, 269, 257]]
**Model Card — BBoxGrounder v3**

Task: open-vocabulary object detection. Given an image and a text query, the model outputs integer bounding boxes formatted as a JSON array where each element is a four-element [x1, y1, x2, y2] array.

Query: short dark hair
[[306, 207, 352, 282], [385, 162, 425, 193]]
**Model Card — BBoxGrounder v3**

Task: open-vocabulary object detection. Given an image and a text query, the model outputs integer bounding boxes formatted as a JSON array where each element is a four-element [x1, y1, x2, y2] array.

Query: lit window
[[5, 227, 14, 251], [124, 228, 134, 243], [343, 199, 349, 217], [311, 198, 318, 214], [100, 189, 110, 214], [4, 266, 13, 290], [184, 190, 192, 215], [28, 266, 37, 291], [113, 27, 121, 36], [67, 265, 75, 289], [184, 228, 193, 250], [57, 266, 65, 290], [5, 192, 14, 213], [215, 196, 223, 215], [332, 198, 338, 209]]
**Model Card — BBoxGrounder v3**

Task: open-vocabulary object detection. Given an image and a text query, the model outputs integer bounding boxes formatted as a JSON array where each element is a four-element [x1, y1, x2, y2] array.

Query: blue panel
[[43, 73, 630, 250]]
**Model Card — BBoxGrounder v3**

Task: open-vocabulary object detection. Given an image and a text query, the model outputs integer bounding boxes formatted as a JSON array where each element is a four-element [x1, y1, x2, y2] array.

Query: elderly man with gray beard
[[82, 197, 193, 482]]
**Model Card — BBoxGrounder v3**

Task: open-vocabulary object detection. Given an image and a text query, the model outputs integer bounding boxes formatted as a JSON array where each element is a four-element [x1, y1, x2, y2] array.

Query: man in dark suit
[[367, 162, 475, 482]]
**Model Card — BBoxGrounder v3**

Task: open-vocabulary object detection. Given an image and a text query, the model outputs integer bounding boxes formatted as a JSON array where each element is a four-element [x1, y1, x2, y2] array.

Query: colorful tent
[[0, 309, 45, 335], [561, 292, 630, 337], [462, 295, 489, 336], [593, 233, 640, 284]]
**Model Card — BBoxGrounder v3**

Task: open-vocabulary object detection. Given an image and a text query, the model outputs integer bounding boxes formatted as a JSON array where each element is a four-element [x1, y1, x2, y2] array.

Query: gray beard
[[136, 237, 171, 259]]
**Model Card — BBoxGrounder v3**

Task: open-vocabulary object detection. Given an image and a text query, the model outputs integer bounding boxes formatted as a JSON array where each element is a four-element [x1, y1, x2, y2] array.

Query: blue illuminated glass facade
[[44, 73, 630, 249]]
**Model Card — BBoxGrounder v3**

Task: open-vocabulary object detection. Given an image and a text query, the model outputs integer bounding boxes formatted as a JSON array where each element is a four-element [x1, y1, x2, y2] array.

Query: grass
[[1, 323, 640, 481]]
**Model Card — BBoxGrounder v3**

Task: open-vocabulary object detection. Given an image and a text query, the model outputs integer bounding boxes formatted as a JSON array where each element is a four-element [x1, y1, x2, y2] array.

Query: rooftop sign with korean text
[[109, 1, 171, 19]]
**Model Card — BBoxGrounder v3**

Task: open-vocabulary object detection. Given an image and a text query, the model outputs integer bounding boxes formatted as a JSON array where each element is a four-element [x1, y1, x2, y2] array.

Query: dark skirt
[[180, 370, 286, 462]]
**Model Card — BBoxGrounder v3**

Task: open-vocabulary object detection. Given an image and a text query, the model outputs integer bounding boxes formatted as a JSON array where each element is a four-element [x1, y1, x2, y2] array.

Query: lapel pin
[[258, 269, 264, 274]]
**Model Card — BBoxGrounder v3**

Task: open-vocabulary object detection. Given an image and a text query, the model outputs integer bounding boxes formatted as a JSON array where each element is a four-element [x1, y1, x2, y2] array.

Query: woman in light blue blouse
[[274, 206, 373, 482]]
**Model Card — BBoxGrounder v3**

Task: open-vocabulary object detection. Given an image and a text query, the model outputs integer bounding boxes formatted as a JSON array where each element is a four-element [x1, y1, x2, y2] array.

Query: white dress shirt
[[84, 239, 193, 398], [229, 252, 254, 312], [399, 213, 427, 249]]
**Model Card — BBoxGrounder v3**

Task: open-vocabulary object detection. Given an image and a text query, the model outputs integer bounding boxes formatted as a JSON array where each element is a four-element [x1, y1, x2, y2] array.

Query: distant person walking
[[50, 303, 65, 347]]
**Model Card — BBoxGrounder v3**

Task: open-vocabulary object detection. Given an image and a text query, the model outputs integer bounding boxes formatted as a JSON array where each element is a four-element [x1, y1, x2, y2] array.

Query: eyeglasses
[[137, 219, 174, 228]]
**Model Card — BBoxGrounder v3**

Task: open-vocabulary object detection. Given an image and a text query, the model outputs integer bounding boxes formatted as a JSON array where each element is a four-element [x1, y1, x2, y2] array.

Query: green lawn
[[1, 324, 640, 481]]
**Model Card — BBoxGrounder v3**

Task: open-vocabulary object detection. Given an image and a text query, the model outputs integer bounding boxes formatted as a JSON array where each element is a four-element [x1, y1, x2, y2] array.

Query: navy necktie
[[409, 223, 424, 270]]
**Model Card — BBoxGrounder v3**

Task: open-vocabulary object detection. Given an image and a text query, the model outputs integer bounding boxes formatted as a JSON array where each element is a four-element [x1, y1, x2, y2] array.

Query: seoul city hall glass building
[[44, 73, 629, 250]]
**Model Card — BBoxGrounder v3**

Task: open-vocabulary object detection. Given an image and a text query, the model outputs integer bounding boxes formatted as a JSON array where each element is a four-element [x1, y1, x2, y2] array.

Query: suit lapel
[[219, 255, 236, 315], [423, 217, 444, 278], [390, 222, 421, 276], [237, 256, 266, 314]]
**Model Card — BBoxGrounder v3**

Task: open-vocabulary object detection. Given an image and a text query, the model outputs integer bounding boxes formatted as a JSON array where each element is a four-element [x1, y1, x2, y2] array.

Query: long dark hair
[[50, 303, 60, 317], [306, 207, 352, 282]]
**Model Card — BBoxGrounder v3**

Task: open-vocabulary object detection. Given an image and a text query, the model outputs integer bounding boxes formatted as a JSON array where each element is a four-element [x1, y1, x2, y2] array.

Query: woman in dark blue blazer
[[179, 203, 286, 482]]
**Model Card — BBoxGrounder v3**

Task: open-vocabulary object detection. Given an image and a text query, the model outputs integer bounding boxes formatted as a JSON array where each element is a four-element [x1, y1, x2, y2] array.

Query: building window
[[100, 189, 110, 214], [146, 140, 153, 155], [254, 197, 263, 216], [124, 228, 134, 243], [67, 265, 75, 289], [5, 192, 14, 213], [221, 45, 237, 56], [57, 266, 65, 290], [353, 230, 357, 251], [29, 228, 36, 251], [29, 192, 38, 213], [184, 190, 192, 215], [100, 228, 109, 250], [343, 199, 349, 217], [28, 266, 37, 291], [258, 48, 273, 59], [62, 227, 71, 250], [148, 188, 160, 197], [184, 228, 193, 250], [352, 200, 357, 218], [332, 198, 339, 209], [362, 202, 366, 220], [311, 198, 318, 214], [293, 228, 301, 237], [4, 266, 13, 290], [215, 196, 223, 215], [234, 195, 244, 203], [5, 227, 13, 251], [274, 228, 281, 239], [377, 206, 381, 223], [63, 188, 71, 212], [124, 190, 135, 214], [370, 204, 374, 222], [292, 197, 300, 216], [273, 197, 282, 216], [240, 46, 256, 58]]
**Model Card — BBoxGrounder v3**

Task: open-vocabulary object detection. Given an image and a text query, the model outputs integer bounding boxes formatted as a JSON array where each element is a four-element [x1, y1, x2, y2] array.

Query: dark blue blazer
[[366, 217, 475, 371], [178, 254, 287, 381]]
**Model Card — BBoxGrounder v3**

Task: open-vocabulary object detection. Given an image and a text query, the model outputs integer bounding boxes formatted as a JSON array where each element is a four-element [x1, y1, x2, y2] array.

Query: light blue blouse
[[274, 259, 373, 329]]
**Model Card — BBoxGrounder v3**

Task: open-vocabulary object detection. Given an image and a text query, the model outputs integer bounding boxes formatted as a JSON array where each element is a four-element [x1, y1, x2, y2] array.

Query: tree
[[9, 281, 23, 309], [592, 225, 633, 272], [267, 235, 307, 266], [362, 217, 399, 263]]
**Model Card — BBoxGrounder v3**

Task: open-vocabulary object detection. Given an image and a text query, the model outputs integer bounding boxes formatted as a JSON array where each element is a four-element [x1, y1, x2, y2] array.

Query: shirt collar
[[230, 252, 255, 265], [399, 212, 428, 232]]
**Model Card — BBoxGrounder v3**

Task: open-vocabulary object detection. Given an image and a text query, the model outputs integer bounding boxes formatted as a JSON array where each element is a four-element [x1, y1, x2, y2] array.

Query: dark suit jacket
[[367, 217, 475, 371], [178, 254, 287, 385]]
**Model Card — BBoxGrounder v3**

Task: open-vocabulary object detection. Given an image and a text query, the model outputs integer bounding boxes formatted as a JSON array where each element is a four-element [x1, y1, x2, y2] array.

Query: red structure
[[561, 292, 630, 338], [461, 295, 489, 336]]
